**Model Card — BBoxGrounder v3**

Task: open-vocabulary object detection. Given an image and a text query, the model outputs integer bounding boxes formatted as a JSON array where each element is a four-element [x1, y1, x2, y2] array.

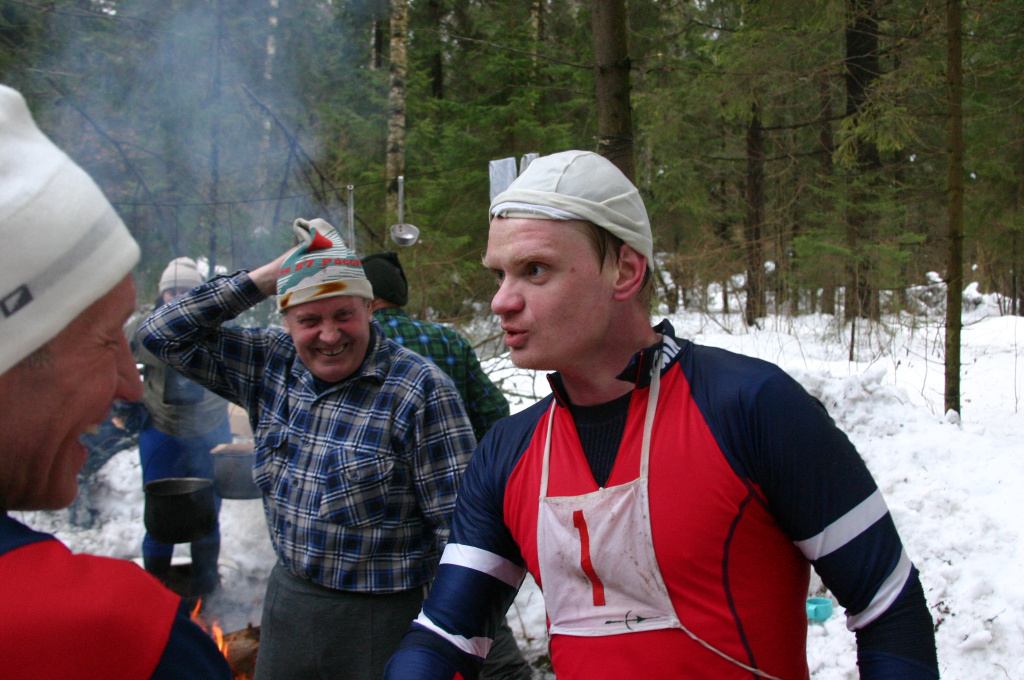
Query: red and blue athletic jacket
[[0, 514, 231, 680], [386, 321, 938, 680]]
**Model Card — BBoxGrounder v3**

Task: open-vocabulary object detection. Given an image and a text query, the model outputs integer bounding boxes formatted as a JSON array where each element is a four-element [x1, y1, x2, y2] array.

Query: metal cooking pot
[[144, 477, 217, 544], [211, 445, 261, 500]]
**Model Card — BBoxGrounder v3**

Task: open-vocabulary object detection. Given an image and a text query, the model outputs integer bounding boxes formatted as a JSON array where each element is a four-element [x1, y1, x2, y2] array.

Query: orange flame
[[190, 598, 229, 657]]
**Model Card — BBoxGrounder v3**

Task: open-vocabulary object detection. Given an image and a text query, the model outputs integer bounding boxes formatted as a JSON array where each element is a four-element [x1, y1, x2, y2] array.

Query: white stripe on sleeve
[[439, 543, 527, 589], [794, 489, 890, 561], [414, 612, 493, 659], [845, 549, 913, 630]]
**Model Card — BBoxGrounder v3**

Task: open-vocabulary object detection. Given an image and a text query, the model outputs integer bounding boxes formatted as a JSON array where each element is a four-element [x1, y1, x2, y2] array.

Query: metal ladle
[[389, 175, 420, 247]]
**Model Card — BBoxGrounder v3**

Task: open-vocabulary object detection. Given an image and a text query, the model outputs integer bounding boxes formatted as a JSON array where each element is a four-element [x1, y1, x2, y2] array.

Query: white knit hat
[[159, 256, 205, 294], [490, 150, 653, 263], [0, 85, 140, 376]]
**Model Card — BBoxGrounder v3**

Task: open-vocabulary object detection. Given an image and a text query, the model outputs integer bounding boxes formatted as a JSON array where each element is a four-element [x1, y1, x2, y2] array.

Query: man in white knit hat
[[129, 256, 232, 599], [137, 217, 479, 680], [385, 150, 939, 680], [0, 85, 230, 679]]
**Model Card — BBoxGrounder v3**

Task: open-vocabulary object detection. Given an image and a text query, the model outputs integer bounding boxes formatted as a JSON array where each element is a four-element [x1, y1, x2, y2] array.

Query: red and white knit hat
[[276, 218, 372, 311], [0, 85, 140, 375]]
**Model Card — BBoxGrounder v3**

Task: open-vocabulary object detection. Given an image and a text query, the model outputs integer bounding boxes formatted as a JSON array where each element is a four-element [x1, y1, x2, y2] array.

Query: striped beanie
[[0, 84, 140, 376], [276, 218, 372, 311]]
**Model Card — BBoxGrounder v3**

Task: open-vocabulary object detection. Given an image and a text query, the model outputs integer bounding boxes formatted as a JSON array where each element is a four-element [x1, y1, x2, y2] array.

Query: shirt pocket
[[253, 424, 289, 494], [319, 450, 397, 529]]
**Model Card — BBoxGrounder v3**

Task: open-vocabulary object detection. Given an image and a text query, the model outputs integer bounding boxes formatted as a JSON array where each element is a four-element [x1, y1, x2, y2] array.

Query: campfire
[[191, 600, 260, 679]]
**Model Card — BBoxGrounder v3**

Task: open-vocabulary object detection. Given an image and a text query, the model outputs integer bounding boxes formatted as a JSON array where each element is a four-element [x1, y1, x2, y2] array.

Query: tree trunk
[[426, 0, 444, 99], [744, 103, 766, 326], [844, 0, 882, 322], [591, 0, 634, 180], [818, 76, 837, 317], [385, 0, 408, 231], [944, 0, 964, 415], [371, 0, 389, 70]]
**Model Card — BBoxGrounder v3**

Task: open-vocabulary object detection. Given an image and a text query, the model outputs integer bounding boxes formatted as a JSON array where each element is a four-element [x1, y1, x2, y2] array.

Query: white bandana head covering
[[489, 150, 653, 263], [0, 84, 140, 376]]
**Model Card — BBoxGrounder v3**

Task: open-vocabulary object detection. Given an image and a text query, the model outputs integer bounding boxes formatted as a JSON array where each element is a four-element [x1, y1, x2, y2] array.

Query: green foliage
[[0, 0, 1021, 317]]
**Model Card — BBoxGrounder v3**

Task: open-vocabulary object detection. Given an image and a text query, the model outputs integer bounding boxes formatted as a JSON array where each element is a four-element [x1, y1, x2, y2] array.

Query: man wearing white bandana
[[0, 84, 230, 679], [137, 218, 483, 680], [385, 150, 939, 680]]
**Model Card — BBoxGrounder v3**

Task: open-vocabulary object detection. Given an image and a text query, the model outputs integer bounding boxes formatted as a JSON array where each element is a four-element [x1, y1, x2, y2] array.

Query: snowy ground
[[13, 294, 1023, 679]]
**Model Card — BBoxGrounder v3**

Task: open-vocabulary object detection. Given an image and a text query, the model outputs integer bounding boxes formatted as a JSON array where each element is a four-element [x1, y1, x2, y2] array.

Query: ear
[[610, 244, 647, 302]]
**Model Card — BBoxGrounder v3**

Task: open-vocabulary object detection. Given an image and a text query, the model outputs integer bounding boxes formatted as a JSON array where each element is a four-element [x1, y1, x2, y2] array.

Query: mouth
[[318, 344, 348, 357], [502, 327, 527, 348]]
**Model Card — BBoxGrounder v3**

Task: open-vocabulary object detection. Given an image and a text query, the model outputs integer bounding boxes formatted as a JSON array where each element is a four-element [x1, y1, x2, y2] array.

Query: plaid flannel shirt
[[373, 307, 510, 441], [137, 272, 476, 593]]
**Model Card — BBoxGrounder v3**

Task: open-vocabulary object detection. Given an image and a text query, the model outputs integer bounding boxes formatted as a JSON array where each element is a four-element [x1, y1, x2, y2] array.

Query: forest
[[1, 0, 1021, 330]]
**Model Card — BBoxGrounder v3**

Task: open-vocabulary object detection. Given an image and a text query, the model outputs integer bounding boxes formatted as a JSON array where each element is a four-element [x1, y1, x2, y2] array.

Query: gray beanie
[[0, 85, 140, 376], [159, 256, 205, 294], [490, 150, 652, 263], [362, 252, 409, 307]]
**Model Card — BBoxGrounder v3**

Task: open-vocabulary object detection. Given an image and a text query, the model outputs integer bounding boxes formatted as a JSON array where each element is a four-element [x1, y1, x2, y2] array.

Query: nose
[[114, 333, 143, 402], [491, 277, 523, 317], [319, 323, 342, 345]]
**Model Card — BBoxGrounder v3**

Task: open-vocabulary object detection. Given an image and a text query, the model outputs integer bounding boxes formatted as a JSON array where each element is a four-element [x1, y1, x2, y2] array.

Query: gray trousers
[[254, 563, 423, 680], [254, 562, 532, 680], [480, 617, 533, 680]]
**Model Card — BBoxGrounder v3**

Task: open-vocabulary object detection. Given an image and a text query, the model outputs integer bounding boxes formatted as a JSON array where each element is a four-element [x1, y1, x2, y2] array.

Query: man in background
[[129, 256, 233, 599], [137, 218, 477, 680], [363, 252, 531, 680], [362, 252, 509, 441], [0, 84, 230, 679]]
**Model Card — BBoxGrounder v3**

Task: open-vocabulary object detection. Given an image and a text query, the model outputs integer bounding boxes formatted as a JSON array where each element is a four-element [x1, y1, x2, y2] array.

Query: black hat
[[362, 252, 409, 307]]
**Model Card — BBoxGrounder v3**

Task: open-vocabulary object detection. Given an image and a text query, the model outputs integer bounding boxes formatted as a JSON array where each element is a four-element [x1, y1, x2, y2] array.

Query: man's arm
[[460, 342, 510, 441], [136, 271, 274, 411], [722, 361, 939, 679], [387, 416, 532, 680], [406, 363, 478, 547]]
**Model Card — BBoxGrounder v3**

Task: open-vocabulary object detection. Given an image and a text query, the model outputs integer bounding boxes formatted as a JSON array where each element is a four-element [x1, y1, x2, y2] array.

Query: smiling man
[[0, 84, 230, 680], [137, 218, 476, 680]]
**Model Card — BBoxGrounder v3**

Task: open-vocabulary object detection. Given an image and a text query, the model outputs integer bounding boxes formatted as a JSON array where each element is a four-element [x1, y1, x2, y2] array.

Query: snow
[[12, 293, 1023, 679]]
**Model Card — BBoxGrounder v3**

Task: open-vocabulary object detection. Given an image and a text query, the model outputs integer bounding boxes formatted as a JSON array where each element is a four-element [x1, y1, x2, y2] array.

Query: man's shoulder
[[481, 395, 552, 445], [377, 334, 455, 385], [0, 532, 185, 679], [0, 530, 181, 614], [665, 331, 788, 391], [376, 309, 468, 344]]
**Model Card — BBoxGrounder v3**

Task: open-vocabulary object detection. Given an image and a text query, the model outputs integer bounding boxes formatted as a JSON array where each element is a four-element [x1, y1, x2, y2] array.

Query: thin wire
[[110, 160, 492, 209]]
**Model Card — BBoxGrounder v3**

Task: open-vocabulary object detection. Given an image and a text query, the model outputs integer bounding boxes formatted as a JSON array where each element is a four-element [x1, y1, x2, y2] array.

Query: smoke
[[25, 0, 346, 291]]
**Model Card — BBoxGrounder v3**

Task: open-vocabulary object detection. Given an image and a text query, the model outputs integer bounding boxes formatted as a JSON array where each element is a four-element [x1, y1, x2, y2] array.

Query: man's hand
[[248, 248, 297, 297]]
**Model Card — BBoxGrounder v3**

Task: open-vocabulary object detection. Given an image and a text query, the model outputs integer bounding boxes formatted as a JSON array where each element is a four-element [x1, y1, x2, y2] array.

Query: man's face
[[162, 287, 191, 304], [484, 217, 620, 376], [282, 294, 372, 383], [0, 275, 143, 511]]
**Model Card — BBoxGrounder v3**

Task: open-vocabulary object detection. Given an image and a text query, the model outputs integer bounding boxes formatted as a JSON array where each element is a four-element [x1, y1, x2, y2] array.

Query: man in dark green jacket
[[363, 252, 509, 442]]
